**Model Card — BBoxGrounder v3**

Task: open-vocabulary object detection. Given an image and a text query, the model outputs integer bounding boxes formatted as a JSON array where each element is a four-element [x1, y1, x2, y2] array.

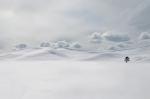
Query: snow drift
[[0, 31, 149, 62]]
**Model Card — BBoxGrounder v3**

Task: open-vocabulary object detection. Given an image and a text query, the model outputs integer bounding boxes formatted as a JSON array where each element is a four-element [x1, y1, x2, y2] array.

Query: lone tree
[[124, 56, 130, 63]]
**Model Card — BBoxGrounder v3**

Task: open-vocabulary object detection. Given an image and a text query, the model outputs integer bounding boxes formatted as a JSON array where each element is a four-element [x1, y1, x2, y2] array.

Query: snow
[[0, 46, 150, 62], [0, 61, 150, 99], [0, 31, 149, 62], [0, 33, 150, 62]]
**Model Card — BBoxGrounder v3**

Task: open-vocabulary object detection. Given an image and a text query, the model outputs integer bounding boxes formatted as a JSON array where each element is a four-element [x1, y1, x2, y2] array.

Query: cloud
[[51, 40, 82, 49], [89, 32, 103, 43], [54, 40, 70, 48], [139, 32, 150, 40], [70, 42, 81, 49], [0, 0, 149, 49], [102, 32, 130, 42], [15, 44, 28, 50], [108, 46, 118, 51], [40, 42, 51, 47], [129, 1, 150, 32]]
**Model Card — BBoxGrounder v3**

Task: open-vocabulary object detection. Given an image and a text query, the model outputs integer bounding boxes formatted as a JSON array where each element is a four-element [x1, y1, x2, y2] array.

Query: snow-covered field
[[1, 0, 150, 98], [0, 33, 150, 99], [0, 46, 150, 62], [0, 61, 150, 99]]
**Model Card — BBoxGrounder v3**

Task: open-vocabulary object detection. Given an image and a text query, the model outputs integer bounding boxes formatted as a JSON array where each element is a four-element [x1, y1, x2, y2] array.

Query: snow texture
[[0, 61, 150, 99]]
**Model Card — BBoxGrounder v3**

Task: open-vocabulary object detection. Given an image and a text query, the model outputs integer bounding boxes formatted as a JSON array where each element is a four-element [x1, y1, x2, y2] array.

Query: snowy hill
[[0, 44, 150, 62], [0, 35, 150, 62]]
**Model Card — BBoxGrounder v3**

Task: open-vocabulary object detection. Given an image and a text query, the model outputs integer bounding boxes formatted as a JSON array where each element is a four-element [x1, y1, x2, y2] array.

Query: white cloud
[[89, 32, 103, 43], [102, 32, 130, 42], [0, 0, 149, 49], [70, 42, 81, 49], [54, 40, 70, 48]]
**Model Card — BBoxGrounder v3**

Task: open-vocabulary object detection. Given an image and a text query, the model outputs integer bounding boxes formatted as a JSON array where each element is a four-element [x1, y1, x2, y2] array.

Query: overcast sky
[[0, 0, 150, 48]]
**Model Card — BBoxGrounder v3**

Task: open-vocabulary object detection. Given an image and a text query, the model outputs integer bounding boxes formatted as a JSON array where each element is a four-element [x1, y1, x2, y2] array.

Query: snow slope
[[0, 38, 150, 62], [0, 46, 150, 62], [0, 61, 150, 99]]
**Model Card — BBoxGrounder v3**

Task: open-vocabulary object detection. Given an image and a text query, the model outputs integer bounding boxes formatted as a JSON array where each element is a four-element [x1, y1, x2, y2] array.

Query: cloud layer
[[0, 0, 150, 48]]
